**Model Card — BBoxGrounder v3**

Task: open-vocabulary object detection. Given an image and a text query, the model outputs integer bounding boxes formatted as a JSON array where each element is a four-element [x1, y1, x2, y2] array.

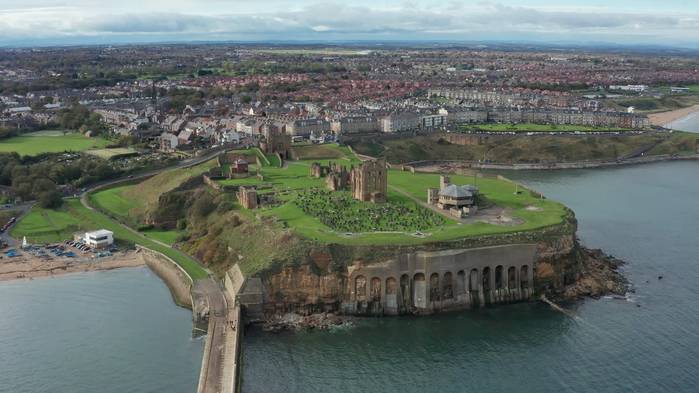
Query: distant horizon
[[1, 1, 698, 50], [2, 37, 699, 53]]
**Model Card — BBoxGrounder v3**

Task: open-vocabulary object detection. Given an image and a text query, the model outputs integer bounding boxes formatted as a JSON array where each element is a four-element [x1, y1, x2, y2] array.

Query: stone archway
[[469, 269, 479, 292], [456, 270, 466, 296], [430, 273, 440, 302], [520, 266, 530, 290], [370, 277, 382, 301], [442, 272, 454, 300], [355, 275, 367, 301], [413, 273, 426, 309], [508, 267, 517, 289], [495, 265, 504, 289]]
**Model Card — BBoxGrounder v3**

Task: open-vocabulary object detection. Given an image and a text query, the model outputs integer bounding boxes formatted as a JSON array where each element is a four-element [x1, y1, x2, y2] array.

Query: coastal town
[[1, 41, 699, 393], [3, 45, 699, 153]]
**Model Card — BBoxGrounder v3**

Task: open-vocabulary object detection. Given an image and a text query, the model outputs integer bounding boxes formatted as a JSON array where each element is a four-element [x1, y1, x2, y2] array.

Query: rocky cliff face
[[253, 218, 621, 319]]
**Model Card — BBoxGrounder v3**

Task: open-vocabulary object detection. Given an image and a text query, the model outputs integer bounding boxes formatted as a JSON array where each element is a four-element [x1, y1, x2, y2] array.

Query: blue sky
[[0, 0, 698, 46]]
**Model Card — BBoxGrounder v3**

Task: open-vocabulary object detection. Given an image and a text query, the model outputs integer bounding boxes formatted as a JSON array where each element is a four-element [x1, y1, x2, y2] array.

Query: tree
[[38, 190, 63, 209]]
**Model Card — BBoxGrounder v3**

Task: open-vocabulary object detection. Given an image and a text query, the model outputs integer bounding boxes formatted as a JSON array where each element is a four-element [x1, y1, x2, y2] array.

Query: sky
[[1, 0, 698, 47]]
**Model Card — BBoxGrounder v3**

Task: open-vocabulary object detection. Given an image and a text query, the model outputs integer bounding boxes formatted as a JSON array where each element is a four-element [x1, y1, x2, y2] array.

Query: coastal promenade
[[74, 147, 241, 393]]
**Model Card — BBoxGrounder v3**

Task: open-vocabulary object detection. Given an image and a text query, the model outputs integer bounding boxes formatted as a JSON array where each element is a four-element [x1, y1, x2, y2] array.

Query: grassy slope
[[89, 185, 145, 226], [463, 123, 632, 132], [141, 229, 182, 245], [0, 132, 110, 156], [120, 159, 217, 219], [12, 199, 207, 279], [351, 133, 693, 164]]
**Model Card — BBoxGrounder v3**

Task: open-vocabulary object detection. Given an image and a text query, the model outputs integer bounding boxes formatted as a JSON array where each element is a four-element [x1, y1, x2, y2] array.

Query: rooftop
[[440, 184, 478, 198]]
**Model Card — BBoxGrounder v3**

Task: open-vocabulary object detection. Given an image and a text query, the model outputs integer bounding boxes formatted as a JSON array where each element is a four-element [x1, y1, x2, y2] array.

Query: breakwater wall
[[139, 246, 193, 309]]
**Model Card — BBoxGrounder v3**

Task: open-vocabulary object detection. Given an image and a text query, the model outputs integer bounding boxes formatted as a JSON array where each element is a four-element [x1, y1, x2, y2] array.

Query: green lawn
[[89, 185, 144, 225], [291, 144, 355, 160], [462, 123, 632, 133], [266, 153, 281, 167], [258, 171, 567, 246], [213, 146, 568, 245], [84, 147, 138, 160], [141, 229, 182, 246], [12, 199, 207, 279], [0, 131, 111, 156]]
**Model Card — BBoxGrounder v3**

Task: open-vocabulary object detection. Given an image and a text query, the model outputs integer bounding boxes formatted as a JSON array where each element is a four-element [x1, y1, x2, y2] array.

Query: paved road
[[195, 279, 230, 393], [0, 203, 34, 248]]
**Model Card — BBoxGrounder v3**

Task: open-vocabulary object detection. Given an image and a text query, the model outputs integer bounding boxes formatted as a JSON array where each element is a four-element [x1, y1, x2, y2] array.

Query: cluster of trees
[[164, 88, 205, 113], [58, 104, 108, 135], [0, 154, 120, 208]]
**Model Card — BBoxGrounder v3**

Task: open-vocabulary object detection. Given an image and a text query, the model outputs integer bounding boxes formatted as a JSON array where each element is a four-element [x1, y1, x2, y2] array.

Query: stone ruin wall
[[259, 230, 579, 317], [350, 159, 388, 203]]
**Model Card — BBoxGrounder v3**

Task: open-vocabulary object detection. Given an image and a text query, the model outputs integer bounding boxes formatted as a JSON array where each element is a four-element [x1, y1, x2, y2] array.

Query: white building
[[84, 230, 114, 249], [380, 112, 420, 133]]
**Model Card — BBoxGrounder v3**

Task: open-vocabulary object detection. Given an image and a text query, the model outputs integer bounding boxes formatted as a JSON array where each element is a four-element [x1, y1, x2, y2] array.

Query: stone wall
[[140, 247, 193, 309], [350, 159, 388, 203], [257, 229, 579, 317]]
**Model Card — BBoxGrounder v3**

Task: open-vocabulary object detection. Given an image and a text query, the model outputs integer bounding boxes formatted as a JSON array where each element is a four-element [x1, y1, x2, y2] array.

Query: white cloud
[[0, 1, 696, 44]]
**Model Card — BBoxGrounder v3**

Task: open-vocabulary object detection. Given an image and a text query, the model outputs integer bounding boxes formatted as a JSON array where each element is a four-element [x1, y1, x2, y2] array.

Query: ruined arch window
[[430, 273, 440, 302], [508, 267, 517, 289], [482, 267, 491, 291], [442, 272, 454, 299], [355, 275, 367, 301], [520, 266, 530, 289], [495, 265, 504, 289], [386, 277, 398, 295], [370, 277, 382, 301], [456, 270, 466, 294], [469, 269, 479, 292]]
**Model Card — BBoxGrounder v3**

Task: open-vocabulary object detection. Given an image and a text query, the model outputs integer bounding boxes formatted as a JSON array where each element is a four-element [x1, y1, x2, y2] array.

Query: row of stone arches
[[354, 265, 531, 306]]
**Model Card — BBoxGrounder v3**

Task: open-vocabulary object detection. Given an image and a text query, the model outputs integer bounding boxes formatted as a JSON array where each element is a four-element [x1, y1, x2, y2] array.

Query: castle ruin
[[350, 159, 387, 203]]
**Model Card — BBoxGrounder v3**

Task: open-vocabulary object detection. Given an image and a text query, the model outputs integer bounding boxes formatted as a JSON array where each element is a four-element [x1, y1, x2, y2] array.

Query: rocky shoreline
[[257, 246, 628, 333], [560, 247, 628, 300], [260, 312, 356, 332]]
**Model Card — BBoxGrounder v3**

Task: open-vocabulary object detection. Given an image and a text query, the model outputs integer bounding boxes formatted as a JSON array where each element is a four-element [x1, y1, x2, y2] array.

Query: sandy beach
[[648, 104, 699, 127], [0, 250, 145, 282]]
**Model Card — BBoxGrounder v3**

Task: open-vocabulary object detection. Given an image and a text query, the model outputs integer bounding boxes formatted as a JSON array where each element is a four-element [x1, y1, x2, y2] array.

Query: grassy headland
[[349, 132, 698, 164]]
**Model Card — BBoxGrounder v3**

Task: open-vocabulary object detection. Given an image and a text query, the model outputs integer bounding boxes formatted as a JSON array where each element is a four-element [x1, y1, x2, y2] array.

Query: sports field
[[0, 131, 110, 156]]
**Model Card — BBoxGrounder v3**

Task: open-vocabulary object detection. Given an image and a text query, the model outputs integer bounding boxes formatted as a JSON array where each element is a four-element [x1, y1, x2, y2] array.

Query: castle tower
[[350, 159, 387, 203], [440, 175, 451, 191]]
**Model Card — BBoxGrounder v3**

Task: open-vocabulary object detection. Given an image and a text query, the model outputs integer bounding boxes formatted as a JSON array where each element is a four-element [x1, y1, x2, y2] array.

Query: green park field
[[0, 131, 110, 156]]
